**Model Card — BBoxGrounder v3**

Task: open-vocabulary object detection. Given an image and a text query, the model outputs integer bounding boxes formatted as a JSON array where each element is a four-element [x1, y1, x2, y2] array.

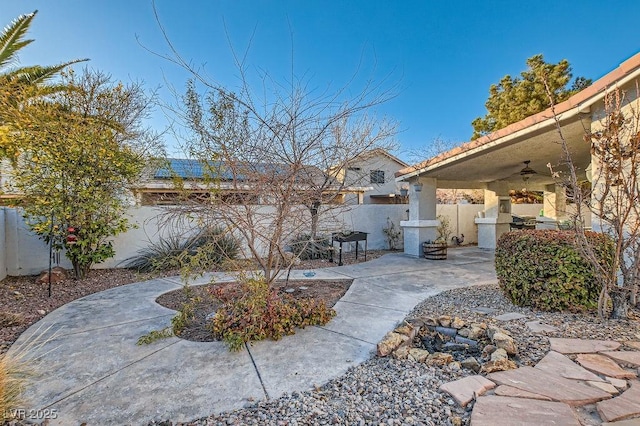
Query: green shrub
[[495, 230, 613, 311], [289, 233, 333, 260], [123, 227, 239, 273], [209, 278, 336, 351]]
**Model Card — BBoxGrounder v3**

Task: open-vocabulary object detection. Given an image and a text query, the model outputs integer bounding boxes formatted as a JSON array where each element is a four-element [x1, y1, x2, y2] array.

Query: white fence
[[1, 203, 544, 278]]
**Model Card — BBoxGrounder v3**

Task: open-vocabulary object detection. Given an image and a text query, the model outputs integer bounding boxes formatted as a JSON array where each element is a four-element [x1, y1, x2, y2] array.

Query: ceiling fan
[[520, 160, 537, 183]]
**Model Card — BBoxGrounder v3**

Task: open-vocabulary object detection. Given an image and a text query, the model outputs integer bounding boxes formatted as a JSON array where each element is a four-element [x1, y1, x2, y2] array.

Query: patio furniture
[[330, 231, 368, 266]]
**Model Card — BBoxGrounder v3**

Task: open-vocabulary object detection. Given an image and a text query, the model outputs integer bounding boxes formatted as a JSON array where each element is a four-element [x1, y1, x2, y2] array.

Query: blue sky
[[3, 1, 640, 162]]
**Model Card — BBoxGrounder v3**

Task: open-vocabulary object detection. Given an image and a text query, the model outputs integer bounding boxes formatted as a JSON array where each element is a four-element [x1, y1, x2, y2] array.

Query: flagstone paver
[[525, 320, 559, 333], [550, 338, 621, 354], [493, 312, 527, 321], [602, 418, 640, 425], [588, 381, 621, 395], [602, 351, 640, 368], [493, 385, 552, 400], [607, 377, 630, 390], [470, 396, 581, 426], [577, 354, 637, 379], [488, 366, 612, 406], [624, 341, 640, 351], [597, 381, 640, 422], [535, 350, 605, 382], [438, 375, 496, 407]]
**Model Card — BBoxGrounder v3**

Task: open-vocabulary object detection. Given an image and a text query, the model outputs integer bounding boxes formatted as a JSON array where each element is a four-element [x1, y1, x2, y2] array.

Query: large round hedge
[[495, 230, 613, 311]]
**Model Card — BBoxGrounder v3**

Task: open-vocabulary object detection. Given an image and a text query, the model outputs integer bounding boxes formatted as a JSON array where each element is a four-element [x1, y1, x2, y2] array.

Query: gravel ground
[[169, 284, 640, 426]]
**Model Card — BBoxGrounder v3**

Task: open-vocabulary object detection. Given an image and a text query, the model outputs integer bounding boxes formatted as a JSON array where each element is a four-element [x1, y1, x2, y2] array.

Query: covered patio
[[396, 52, 640, 255]]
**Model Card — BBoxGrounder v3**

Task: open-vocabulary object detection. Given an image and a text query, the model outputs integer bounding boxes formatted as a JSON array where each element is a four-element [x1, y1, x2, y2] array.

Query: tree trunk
[[610, 289, 629, 319], [309, 201, 321, 239]]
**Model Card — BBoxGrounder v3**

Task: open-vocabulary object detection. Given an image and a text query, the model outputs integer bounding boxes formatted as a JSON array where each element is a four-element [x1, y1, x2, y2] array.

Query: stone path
[[438, 338, 640, 424]]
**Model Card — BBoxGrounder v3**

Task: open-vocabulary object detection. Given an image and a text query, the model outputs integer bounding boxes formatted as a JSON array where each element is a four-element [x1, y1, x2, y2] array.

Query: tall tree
[[471, 54, 591, 139], [0, 10, 87, 160], [2, 69, 163, 279]]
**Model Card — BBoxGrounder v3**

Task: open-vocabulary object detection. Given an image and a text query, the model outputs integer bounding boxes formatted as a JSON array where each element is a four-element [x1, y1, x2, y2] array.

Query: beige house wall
[[342, 153, 407, 204]]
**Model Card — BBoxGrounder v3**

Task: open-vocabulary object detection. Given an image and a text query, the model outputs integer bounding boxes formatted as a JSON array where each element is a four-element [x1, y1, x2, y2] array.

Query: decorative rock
[[451, 317, 465, 329], [535, 351, 605, 382], [606, 377, 629, 390], [493, 385, 552, 401], [36, 266, 67, 284], [576, 354, 637, 379], [549, 338, 621, 354], [525, 320, 559, 334], [408, 348, 430, 363], [490, 348, 508, 362], [448, 361, 461, 371], [461, 357, 481, 373], [435, 326, 458, 337], [587, 381, 620, 395], [422, 316, 438, 327], [427, 352, 453, 366], [602, 351, 640, 368], [394, 324, 415, 337], [285, 288, 295, 293], [492, 332, 517, 355], [37, 309, 46, 316], [467, 325, 486, 340], [488, 366, 612, 406], [454, 336, 478, 347], [443, 342, 468, 352], [392, 346, 410, 360], [438, 375, 496, 407], [487, 326, 508, 341], [481, 358, 517, 373], [438, 315, 452, 327], [471, 396, 581, 426], [597, 381, 640, 422], [377, 332, 408, 357], [624, 341, 640, 351], [457, 328, 470, 338], [482, 344, 497, 359], [298, 286, 308, 290], [493, 312, 527, 321]]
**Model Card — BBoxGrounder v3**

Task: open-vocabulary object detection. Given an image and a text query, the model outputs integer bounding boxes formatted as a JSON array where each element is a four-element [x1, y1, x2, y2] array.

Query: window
[[370, 170, 385, 184]]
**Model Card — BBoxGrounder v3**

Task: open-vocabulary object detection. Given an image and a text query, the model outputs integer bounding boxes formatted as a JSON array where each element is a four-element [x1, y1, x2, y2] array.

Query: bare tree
[[151, 12, 397, 284], [546, 80, 640, 319]]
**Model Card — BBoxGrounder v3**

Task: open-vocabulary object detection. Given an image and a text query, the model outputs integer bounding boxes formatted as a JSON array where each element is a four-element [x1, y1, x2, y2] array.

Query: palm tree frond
[[0, 10, 37, 70], [7, 59, 89, 86]]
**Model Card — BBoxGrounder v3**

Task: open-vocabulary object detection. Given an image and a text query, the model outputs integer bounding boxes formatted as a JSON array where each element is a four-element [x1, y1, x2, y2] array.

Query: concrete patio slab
[[41, 340, 264, 425], [246, 326, 374, 399]]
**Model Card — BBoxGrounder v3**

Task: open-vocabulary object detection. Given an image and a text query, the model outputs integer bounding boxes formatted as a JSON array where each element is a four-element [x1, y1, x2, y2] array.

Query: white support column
[[475, 182, 512, 249], [543, 184, 567, 219], [401, 177, 439, 257]]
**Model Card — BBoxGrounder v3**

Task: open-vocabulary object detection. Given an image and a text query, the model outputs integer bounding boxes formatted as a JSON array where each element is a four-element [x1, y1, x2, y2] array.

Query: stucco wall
[[1, 203, 492, 277]]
